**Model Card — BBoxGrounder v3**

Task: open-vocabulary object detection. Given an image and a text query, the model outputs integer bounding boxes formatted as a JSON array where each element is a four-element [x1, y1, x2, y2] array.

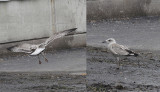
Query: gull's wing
[[111, 43, 138, 56], [7, 43, 36, 53], [119, 45, 129, 50], [44, 28, 77, 46], [111, 43, 130, 55]]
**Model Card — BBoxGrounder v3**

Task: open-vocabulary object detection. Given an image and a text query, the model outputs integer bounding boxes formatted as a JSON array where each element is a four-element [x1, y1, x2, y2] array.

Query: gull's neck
[[108, 41, 116, 48], [109, 41, 116, 45]]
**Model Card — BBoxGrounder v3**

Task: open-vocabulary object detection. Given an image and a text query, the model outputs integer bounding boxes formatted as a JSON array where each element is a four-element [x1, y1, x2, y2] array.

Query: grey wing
[[44, 32, 66, 46], [120, 45, 129, 50], [44, 28, 77, 46], [111, 44, 129, 55], [16, 49, 32, 53], [8, 43, 34, 53]]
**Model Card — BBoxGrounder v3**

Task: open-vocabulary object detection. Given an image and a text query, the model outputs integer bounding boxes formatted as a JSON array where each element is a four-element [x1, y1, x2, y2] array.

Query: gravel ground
[[0, 48, 86, 72], [87, 16, 160, 50], [87, 16, 160, 92], [0, 48, 86, 92], [87, 47, 160, 92], [0, 72, 86, 92]]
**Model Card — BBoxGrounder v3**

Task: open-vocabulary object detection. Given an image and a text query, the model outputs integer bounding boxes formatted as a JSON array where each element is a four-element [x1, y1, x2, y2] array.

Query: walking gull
[[102, 38, 138, 66], [7, 28, 77, 64]]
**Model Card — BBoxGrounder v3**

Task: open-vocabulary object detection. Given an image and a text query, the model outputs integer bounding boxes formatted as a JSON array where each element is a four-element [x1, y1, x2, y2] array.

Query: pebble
[[0, 58, 4, 62]]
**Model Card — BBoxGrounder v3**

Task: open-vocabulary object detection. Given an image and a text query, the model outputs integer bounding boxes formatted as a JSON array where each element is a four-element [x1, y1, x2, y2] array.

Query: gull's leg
[[38, 54, 42, 64], [116, 57, 122, 69], [117, 57, 120, 66], [137, 59, 140, 68], [41, 52, 48, 62]]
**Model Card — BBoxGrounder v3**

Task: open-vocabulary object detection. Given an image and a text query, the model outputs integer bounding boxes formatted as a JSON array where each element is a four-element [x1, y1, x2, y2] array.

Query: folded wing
[[111, 43, 138, 56]]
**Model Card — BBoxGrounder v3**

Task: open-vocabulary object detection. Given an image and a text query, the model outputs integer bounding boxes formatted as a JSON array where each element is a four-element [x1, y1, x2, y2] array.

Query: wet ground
[[87, 16, 160, 92], [0, 72, 86, 92], [0, 48, 86, 72], [0, 48, 86, 92], [87, 16, 160, 50], [87, 47, 160, 92]]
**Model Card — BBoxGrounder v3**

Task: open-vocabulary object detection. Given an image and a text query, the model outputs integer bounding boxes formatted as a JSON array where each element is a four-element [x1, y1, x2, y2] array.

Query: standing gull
[[102, 38, 138, 67], [7, 28, 77, 64]]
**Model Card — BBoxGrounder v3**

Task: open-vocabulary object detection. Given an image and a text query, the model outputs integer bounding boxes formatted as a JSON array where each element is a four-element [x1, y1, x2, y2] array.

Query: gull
[[7, 28, 77, 64], [102, 38, 138, 67]]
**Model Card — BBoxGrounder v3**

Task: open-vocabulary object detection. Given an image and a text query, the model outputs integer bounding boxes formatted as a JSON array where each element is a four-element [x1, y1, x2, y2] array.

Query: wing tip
[[134, 53, 139, 57], [71, 28, 77, 30], [64, 28, 78, 35], [68, 28, 77, 32], [60, 28, 77, 33], [126, 49, 139, 57], [7, 46, 16, 51]]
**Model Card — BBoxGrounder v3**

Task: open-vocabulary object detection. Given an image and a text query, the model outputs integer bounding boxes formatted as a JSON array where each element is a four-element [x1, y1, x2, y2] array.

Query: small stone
[[0, 58, 4, 62], [115, 84, 124, 90]]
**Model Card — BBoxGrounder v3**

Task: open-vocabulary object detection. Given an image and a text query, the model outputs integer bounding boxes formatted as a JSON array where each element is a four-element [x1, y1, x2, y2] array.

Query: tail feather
[[132, 53, 139, 57], [126, 49, 139, 57]]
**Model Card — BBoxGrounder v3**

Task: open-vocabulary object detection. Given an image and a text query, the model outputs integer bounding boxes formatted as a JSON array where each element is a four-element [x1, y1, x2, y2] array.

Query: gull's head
[[102, 38, 116, 44]]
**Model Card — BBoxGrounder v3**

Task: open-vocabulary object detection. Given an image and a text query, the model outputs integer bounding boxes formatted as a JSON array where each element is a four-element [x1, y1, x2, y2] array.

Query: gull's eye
[[108, 40, 112, 42]]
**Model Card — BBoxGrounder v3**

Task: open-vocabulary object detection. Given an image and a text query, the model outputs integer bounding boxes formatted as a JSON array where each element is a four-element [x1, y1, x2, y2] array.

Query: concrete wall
[[0, 0, 86, 44], [54, 0, 86, 33], [87, 0, 160, 20], [0, 0, 52, 43]]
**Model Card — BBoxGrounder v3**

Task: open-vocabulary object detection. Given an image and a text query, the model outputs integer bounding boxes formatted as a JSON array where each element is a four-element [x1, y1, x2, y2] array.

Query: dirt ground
[[87, 16, 160, 92], [0, 48, 86, 72], [0, 48, 86, 92], [0, 72, 86, 92], [87, 47, 160, 92]]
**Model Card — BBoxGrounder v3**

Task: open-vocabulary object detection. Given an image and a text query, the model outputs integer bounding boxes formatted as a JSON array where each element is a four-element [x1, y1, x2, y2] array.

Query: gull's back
[[109, 43, 129, 56]]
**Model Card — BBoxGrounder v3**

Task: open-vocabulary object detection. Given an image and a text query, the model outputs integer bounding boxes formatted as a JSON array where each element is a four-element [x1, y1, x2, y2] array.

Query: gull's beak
[[102, 41, 107, 43]]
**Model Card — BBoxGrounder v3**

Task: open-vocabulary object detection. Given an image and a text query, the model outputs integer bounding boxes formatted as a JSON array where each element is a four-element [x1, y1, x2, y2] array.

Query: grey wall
[[0, 0, 86, 43], [87, 0, 160, 20], [0, 0, 52, 43], [54, 0, 86, 33]]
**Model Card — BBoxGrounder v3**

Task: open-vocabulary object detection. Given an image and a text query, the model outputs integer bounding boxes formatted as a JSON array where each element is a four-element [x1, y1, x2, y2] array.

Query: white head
[[102, 38, 116, 44]]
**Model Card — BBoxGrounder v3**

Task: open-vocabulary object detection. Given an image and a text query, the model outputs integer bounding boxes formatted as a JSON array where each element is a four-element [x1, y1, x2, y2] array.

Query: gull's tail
[[126, 49, 139, 57]]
